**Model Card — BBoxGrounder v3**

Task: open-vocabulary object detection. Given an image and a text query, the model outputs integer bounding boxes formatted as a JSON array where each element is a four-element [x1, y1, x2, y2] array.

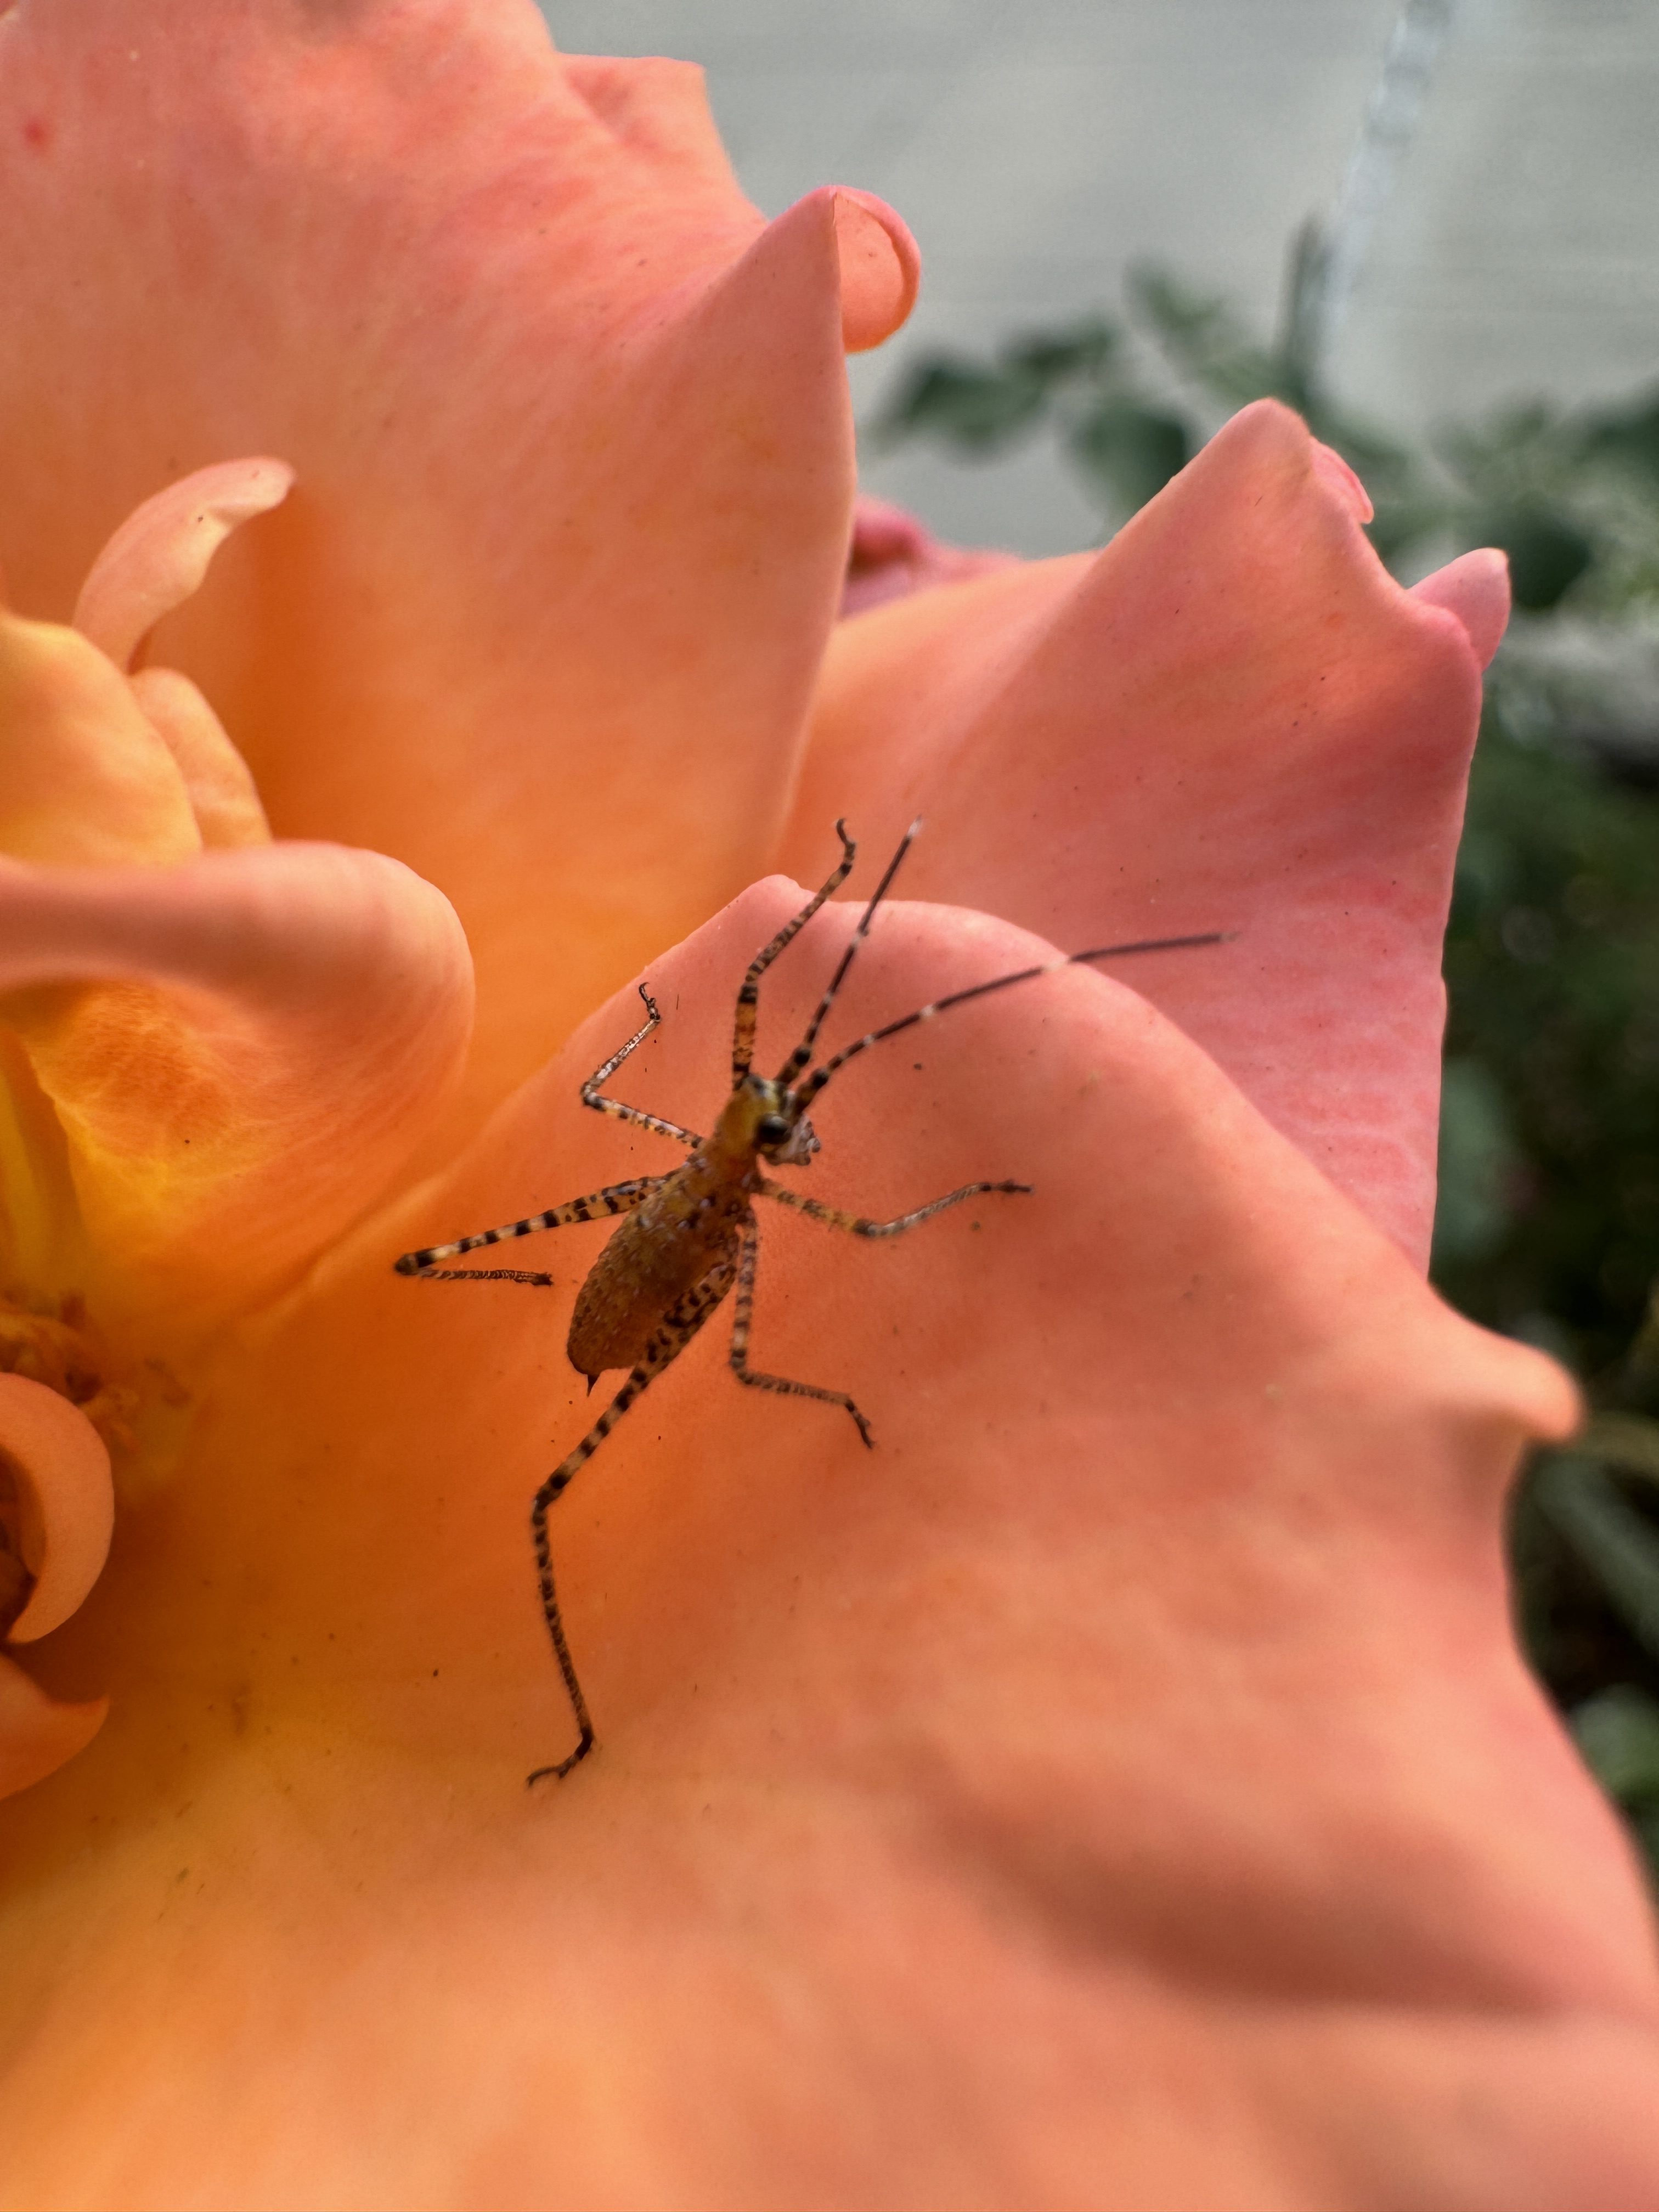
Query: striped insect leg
[[527, 1252, 738, 1784], [582, 983, 704, 1147], [729, 1212, 873, 1447], [755, 1176, 1031, 1239], [394, 1176, 669, 1281]]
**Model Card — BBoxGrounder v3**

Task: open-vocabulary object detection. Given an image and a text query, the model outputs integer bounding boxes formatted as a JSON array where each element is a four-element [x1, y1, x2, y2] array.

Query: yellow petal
[[0, 843, 472, 1340], [0, 612, 199, 868]]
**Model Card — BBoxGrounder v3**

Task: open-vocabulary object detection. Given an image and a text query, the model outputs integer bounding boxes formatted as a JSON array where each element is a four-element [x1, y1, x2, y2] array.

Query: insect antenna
[[731, 818, 856, 1085], [793, 930, 1232, 1109], [776, 817, 922, 1086]]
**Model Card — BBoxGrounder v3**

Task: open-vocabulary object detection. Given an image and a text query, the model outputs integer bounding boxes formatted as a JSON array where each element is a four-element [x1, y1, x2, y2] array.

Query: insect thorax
[[714, 1077, 819, 1167]]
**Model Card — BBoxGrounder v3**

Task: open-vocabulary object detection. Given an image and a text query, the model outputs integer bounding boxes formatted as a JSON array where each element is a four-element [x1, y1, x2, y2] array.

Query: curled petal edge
[[72, 458, 295, 673], [1310, 438, 1373, 523], [828, 188, 920, 353], [0, 842, 474, 1330]]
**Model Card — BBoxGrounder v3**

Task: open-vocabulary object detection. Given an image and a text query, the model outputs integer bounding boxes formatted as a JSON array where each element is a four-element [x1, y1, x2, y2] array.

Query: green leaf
[[1125, 265, 1288, 411], [1582, 1412, 1659, 1488], [1063, 402, 1193, 517], [1431, 1057, 1520, 1267], [1475, 508, 1598, 612], [1579, 386, 1659, 482], [873, 358, 1048, 455], [1005, 318, 1121, 382], [1536, 1455, 1659, 1660], [1570, 1684, 1659, 1808]]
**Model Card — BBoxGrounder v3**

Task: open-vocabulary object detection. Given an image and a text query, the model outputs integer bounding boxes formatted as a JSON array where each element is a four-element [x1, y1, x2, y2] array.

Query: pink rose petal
[[841, 495, 1018, 617], [1310, 437, 1374, 522], [72, 458, 294, 674], [1413, 548, 1512, 670], [785, 400, 1495, 1266]]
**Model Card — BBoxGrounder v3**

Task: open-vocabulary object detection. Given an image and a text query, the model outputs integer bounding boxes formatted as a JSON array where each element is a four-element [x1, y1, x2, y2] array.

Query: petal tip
[[72, 455, 296, 672], [0, 1372, 114, 1644], [1412, 548, 1513, 671], [1309, 437, 1375, 527], [828, 187, 920, 353]]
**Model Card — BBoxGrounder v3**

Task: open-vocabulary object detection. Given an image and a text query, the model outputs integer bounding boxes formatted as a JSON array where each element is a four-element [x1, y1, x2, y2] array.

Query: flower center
[[0, 1289, 134, 1459]]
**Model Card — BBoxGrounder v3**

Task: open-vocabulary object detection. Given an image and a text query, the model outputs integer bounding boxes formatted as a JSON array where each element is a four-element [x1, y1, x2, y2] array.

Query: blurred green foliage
[[872, 241, 1659, 608], [874, 246, 1659, 1880]]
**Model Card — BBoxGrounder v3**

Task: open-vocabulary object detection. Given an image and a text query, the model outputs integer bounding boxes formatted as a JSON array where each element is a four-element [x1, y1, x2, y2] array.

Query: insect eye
[[757, 1113, 790, 1146]]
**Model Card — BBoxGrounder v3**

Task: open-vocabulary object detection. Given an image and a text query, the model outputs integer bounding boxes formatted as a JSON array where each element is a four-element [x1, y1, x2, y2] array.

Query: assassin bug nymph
[[396, 822, 1224, 1784]]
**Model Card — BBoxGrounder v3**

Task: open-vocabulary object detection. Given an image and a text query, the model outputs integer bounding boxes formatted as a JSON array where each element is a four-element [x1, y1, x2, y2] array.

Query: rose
[[1, 5, 1656, 2206]]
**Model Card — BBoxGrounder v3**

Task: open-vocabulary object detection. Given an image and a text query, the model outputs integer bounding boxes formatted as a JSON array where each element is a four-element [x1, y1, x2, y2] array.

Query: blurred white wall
[[538, 1, 1659, 555], [1334, 1, 1659, 424]]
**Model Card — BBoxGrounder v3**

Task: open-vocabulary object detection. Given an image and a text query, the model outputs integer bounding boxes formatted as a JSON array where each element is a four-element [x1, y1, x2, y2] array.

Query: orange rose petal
[[71, 457, 294, 674], [0, 841, 472, 1336], [0, 1373, 114, 1645], [0, 9, 911, 1132], [783, 400, 1495, 1266], [7, 884, 1651, 2202]]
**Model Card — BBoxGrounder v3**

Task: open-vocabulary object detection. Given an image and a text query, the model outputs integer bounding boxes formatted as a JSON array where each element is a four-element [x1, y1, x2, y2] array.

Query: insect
[[396, 822, 1224, 1782]]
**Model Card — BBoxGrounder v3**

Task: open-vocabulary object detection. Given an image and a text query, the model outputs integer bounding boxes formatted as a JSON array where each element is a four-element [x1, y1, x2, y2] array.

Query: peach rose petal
[[0, 1655, 105, 1801], [128, 668, 272, 849], [0, 8, 916, 1133], [0, 842, 472, 1336], [0, 1373, 113, 1644], [5, 886, 1651, 2204], [783, 400, 1498, 1267], [71, 457, 294, 674]]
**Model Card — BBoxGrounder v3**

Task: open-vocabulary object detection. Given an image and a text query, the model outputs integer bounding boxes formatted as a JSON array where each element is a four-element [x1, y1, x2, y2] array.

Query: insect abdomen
[[566, 1163, 747, 1378]]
